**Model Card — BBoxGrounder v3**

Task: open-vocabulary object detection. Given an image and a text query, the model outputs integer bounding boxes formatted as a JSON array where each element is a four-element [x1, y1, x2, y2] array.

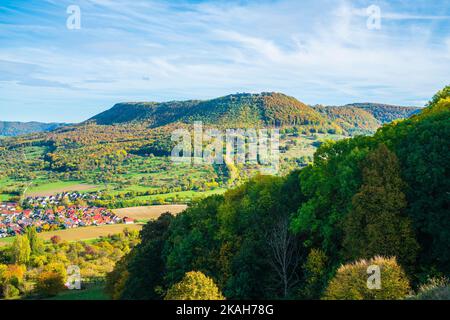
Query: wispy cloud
[[0, 0, 449, 122]]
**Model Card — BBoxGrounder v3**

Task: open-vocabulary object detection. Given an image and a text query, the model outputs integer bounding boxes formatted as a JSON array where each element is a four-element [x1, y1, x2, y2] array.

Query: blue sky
[[0, 0, 449, 122]]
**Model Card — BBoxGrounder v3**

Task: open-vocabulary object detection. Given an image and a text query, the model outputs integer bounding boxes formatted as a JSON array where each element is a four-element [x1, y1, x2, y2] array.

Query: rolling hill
[[0, 121, 69, 137], [89, 93, 331, 129], [89, 93, 420, 135], [311, 105, 380, 134], [344, 103, 421, 123]]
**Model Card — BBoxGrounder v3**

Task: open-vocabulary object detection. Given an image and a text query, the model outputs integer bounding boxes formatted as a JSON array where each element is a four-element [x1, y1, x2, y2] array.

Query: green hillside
[[312, 105, 380, 134], [0, 121, 69, 137], [90, 92, 334, 130]]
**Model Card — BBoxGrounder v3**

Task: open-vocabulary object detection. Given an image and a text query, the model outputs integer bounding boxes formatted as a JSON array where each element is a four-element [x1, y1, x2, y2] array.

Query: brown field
[[0, 223, 143, 246], [37, 223, 143, 242], [28, 184, 97, 197], [113, 204, 187, 220]]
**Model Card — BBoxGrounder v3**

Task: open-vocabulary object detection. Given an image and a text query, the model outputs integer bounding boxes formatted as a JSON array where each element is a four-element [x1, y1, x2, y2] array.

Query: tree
[[164, 271, 224, 300], [300, 249, 328, 299], [267, 216, 300, 298], [323, 256, 410, 300], [342, 144, 419, 269], [105, 254, 130, 300], [0, 264, 25, 299], [373, 88, 449, 277], [50, 235, 62, 245], [164, 195, 224, 288], [25, 226, 44, 255], [12, 235, 31, 265], [119, 213, 174, 300]]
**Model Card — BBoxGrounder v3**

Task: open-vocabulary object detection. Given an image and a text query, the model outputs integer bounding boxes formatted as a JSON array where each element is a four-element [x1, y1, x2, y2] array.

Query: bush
[[35, 271, 66, 297], [165, 271, 225, 300], [410, 277, 450, 300], [3, 284, 20, 299], [50, 235, 62, 245], [323, 256, 410, 300]]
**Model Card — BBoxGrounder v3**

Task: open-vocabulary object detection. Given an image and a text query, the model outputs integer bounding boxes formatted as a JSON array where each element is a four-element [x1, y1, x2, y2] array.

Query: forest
[[105, 87, 449, 300]]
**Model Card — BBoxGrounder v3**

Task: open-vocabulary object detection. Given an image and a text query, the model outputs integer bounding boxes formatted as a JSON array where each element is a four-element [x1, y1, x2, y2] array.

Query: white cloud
[[1, 0, 450, 121]]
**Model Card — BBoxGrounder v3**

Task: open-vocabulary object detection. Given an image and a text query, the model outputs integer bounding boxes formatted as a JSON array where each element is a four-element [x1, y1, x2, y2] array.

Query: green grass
[[0, 194, 13, 201], [0, 236, 15, 246], [46, 285, 109, 300], [27, 181, 87, 193], [132, 188, 227, 202]]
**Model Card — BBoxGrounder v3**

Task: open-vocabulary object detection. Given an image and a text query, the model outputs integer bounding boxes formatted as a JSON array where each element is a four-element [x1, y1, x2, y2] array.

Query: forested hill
[[0, 121, 68, 137], [344, 103, 421, 123], [89, 92, 326, 128], [312, 105, 380, 134], [89, 92, 420, 134]]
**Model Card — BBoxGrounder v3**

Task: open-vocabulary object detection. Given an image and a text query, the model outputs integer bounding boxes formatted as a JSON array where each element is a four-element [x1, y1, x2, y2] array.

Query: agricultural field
[[113, 204, 187, 221], [26, 181, 98, 197], [0, 223, 143, 246]]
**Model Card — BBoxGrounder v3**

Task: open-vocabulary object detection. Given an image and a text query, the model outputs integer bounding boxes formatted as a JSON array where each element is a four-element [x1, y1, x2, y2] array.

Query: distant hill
[[89, 93, 420, 135], [89, 92, 331, 129], [312, 105, 380, 135], [344, 103, 421, 123], [0, 121, 69, 137]]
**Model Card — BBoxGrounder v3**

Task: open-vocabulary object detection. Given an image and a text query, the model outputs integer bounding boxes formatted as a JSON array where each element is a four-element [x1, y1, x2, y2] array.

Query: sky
[[0, 0, 449, 123]]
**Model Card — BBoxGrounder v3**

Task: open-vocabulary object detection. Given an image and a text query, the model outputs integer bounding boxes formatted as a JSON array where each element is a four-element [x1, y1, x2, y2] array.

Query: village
[[0, 193, 133, 238], [22, 191, 101, 208]]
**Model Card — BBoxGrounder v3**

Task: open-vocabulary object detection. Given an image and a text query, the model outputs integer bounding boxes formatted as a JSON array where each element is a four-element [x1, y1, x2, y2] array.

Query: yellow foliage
[[323, 256, 410, 300], [165, 271, 225, 300]]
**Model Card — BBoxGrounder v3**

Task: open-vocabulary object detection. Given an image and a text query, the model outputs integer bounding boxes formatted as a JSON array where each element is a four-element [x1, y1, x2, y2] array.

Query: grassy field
[[0, 223, 143, 246], [131, 188, 227, 202], [38, 223, 143, 242], [113, 204, 187, 220], [26, 181, 98, 197], [46, 285, 109, 300]]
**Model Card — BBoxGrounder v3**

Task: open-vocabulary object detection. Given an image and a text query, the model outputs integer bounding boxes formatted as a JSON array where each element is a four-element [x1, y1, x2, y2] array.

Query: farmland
[[113, 204, 187, 221], [0, 223, 143, 245], [26, 182, 97, 197]]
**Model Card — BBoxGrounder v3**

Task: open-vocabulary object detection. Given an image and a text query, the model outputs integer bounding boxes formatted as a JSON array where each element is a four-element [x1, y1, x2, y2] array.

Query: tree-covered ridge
[[87, 92, 418, 134], [345, 103, 421, 123], [89, 100, 200, 126], [182, 92, 330, 128], [89, 92, 331, 129], [107, 86, 449, 300], [312, 105, 380, 135], [0, 121, 69, 137]]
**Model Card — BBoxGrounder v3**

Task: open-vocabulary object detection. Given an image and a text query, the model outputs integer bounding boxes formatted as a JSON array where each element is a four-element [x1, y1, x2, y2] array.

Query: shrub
[[3, 284, 20, 299], [165, 271, 225, 300], [410, 277, 450, 300], [323, 256, 410, 300], [50, 235, 62, 245], [35, 271, 66, 297]]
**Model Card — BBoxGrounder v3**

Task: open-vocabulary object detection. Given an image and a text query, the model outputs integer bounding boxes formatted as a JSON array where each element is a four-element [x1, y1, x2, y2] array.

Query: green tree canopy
[[12, 235, 31, 266], [342, 144, 419, 269]]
